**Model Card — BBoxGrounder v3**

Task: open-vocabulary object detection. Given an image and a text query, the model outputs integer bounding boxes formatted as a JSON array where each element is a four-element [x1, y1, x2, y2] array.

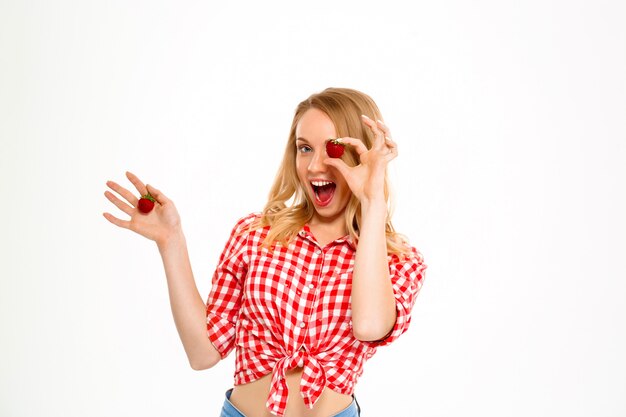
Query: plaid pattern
[[206, 213, 427, 417]]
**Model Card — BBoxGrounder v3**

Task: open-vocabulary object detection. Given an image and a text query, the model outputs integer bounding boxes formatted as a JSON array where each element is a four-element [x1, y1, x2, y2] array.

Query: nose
[[308, 149, 327, 174]]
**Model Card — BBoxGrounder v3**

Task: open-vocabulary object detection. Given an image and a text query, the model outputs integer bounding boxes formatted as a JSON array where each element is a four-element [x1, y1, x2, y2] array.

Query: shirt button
[[308, 284, 314, 289], [317, 249, 322, 254], [299, 322, 305, 328]]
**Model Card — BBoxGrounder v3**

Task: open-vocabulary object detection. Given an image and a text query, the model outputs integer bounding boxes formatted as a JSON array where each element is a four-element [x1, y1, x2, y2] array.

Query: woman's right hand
[[103, 171, 182, 246]]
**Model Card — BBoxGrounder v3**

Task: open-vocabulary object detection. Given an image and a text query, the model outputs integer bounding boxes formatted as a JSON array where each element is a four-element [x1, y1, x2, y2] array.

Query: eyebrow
[[295, 137, 310, 143]]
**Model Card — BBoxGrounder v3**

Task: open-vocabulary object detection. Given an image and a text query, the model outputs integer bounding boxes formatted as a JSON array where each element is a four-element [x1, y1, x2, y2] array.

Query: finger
[[384, 147, 398, 162], [376, 119, 392, 138], [323, 157, 351, 179], [146, 184, 168, 205], [336, 137, 368, 155], [126, 171, 148, 196], [102, 211, 131, 229], [384, 136, 397, 151], [384, 140, 399, 162], [106, 180, 139, 207], [376, 117, 397, 154], [104, 189, 135, 216], [360, 114, 382, 136], [361, 115, 385, 148]]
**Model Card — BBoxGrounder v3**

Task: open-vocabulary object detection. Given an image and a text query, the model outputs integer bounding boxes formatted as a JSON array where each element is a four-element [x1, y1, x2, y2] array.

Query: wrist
[[360, 198, 387, 214], [156, 227, 186, 252]]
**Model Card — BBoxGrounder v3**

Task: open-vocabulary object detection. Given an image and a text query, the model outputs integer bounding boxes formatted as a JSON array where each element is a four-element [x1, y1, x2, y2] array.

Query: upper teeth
[[311, 180, 332, 187]]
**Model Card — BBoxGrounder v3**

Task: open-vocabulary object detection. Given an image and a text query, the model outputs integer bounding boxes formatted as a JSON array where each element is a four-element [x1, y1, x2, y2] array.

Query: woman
[[103, 87, 427, 417]]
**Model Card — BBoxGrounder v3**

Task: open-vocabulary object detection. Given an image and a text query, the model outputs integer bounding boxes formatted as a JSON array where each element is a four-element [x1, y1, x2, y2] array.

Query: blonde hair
[[252, 87, 410, 256]]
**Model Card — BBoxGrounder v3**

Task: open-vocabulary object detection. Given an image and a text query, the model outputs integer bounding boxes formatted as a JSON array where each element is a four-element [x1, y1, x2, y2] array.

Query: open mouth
[[311, 180, 336, 207]]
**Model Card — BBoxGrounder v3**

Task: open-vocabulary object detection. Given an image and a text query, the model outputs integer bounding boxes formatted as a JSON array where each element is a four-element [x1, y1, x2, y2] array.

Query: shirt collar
[[299, 225, 356, 250]]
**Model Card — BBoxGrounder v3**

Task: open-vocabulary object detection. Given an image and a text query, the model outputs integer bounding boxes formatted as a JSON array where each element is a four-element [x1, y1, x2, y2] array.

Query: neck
[[307, 213, 348, 246]]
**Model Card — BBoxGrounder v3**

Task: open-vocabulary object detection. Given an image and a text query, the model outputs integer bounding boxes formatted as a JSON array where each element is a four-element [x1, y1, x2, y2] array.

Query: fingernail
[[361, 114, 370, 119], [377, 119, 385, 125]]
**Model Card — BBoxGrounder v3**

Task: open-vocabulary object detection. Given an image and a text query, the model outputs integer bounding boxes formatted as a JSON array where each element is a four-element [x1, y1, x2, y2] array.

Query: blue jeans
[[220, 388, 361, 417]]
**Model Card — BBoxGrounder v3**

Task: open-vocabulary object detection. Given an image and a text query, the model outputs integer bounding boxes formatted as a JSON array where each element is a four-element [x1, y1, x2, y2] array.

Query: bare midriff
[[228, 367, 353, 417]]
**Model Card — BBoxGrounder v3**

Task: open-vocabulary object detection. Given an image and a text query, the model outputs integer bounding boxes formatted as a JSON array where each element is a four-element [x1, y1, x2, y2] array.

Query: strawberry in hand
[[137, 192, 156, 214], [326, 138, 345, 158], [104, 171, 183, 245]]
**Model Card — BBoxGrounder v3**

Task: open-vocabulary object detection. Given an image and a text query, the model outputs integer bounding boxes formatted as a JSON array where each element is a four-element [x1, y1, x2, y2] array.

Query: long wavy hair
[[252, 87, 410, 256]]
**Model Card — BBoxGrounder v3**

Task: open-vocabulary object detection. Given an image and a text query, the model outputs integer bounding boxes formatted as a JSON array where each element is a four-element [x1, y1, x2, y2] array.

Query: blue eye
[[297, 145, 312, 153]]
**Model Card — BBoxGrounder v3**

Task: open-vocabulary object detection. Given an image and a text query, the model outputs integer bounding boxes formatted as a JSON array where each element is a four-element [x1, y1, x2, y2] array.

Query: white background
[[1, 1, 624, 416]]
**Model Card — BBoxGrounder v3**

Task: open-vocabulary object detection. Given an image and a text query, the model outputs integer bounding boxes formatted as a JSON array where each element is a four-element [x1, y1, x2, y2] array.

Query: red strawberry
[[138, 192, 156, 214], [326, 138, 345, 158]]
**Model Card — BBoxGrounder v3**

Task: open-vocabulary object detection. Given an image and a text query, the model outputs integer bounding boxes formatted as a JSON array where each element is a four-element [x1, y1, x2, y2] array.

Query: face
[[295, 108, 352, 226]]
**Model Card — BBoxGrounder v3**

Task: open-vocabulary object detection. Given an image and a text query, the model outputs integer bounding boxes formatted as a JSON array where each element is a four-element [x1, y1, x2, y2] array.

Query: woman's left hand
[[324, 115, 398, 203]]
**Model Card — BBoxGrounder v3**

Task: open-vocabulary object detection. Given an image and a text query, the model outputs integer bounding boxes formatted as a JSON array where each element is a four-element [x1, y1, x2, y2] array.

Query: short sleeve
[[366, 245, 427, 347], [205, 214, 257, 358]]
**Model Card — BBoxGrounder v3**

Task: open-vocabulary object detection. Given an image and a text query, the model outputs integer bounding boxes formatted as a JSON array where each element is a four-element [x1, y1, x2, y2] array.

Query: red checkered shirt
[[205, 213, 427, 417]]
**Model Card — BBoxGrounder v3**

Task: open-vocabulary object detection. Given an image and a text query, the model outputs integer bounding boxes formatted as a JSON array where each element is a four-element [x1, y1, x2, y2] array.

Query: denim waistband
[[219, 388, 360, 417]]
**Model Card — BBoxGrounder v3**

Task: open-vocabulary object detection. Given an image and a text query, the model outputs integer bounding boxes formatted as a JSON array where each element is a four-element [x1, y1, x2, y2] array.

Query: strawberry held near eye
[[138, 192, 156, 214], [326, 138, 345, 158]]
